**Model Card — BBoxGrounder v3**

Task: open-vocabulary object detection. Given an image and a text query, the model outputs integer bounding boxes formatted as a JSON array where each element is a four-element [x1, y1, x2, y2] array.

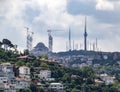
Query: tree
[[39, 54, 48, 60], [9, 43, 14, 50], [17, 88, 32, 92], [30, 82, 38, 92], [26, 62, 31, 67], [13, 45, 18, 52], [0, 41, 2, 48], [40, 62, 49, 68], [24, 49, 29, 55], [2, 39, 13, 50], [82, 67, 95, 85], [15, 60, 26, 67], [32, 60, 40, 67], [71, 88, 80, 92], [82, 66, 95, 79]]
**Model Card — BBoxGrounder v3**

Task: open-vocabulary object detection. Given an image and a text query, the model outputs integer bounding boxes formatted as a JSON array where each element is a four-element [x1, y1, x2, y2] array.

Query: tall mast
[[84, 17, 88, 51], [69, 28, 71, 51]]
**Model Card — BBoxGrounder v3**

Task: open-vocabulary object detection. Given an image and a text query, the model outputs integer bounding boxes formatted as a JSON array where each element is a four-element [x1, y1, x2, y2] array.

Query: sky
[[0, 0, 120, 52]]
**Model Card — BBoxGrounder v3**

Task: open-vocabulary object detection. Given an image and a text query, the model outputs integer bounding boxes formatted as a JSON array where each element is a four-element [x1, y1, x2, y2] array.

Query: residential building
[[19, 66, 30, 79], [49, 83, 64, 90], [39, 70, 51, 78], [0, 63, 15, 79], [100, 73, 115, 85], [0, 71, 8, 84], [15, 79, 30, 89], [19, 66, 30, 75], [0, 82, 5, 92]]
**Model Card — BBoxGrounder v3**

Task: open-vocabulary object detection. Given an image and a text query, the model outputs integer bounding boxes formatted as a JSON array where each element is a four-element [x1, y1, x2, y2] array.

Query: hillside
[[0, 40, 120, 92]]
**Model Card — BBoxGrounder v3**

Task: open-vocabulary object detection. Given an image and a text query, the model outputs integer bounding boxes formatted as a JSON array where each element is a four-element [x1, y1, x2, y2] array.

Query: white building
[[79, 63, 88, 68], [49, 83, 64, 90], [86, 60, 92, 66], [39, 70, 51, 78], [0, 63, 13, 73], [0, 82, 5, 92], [19, 66, 30, 75], [5, 88, 16, 92], [0, 63, 15, 78], [0, 63, 16, 92], [15, 80, 30, 89], [100, 73, 115, 85], [0, 71, 8, 84], [0, 63, 30, 92], [38, 70, 54, 81], [19, 66, 30, 79]]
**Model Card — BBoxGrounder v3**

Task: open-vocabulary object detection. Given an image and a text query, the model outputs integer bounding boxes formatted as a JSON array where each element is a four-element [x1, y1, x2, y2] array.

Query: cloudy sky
[[0, 0, 120, 52]]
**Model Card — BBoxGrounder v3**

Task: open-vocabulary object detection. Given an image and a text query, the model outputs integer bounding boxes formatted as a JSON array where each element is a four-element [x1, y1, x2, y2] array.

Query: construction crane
[[47, 30, 53, 52], [47, 29, 63, 52], [24, 27, 34, 51]]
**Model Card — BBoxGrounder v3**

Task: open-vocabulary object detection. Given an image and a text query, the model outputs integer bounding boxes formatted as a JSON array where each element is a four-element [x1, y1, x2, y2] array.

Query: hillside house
[[100, 73, 115, 85], [49, 83, 64, 90], [19, 66, 30, 79]]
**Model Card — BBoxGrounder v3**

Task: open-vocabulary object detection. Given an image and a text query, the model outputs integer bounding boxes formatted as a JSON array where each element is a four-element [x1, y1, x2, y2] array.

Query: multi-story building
[[15, 78, 30, 89], [38, 70, 54, 81], [0, 63, 16, 92], [0, 63, 15, 79], [39, 70, 51, 78], [19, 66, 30, 79], [0, 82, 5, 92], [19, 66, 30, 75]]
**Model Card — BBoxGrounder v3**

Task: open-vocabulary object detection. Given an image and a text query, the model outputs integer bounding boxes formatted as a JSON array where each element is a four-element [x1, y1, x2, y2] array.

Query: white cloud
[[78, 0, 95, 2], [0, 0, 29, 50], [0, 0, 120, 52], [32, 0, 83, 29], [96, 0, 114, 11]]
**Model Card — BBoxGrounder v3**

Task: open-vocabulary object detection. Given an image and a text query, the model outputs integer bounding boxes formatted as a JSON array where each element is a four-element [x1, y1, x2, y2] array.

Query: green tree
[[82, 67, 95, 85], [82, 66, 95, 79], [26, 62, 31, 67], [17, 88, 31, 92], [39, 54, 48, 60], [71, 88, 80, 92], [0, 41, 2, 48], [40, 62, 49, 68], [24, 49, 29, 55], [32, 60, 40, 67], [15, 60, 26, 67], [2, 38, 13, 50], [30, 83, 38, 92]]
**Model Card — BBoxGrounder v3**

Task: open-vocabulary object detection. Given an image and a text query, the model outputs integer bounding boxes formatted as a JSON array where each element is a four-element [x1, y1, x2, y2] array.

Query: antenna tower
[[69, 28, 71, 51], [84, 17, 88, 51]]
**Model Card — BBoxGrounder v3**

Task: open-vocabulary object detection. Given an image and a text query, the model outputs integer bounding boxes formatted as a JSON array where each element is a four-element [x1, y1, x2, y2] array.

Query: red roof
[[17, 55, 30, 59]]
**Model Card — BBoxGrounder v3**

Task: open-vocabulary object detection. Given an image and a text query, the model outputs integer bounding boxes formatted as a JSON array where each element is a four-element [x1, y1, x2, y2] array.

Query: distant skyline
[[0, 0, 120, 52]]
